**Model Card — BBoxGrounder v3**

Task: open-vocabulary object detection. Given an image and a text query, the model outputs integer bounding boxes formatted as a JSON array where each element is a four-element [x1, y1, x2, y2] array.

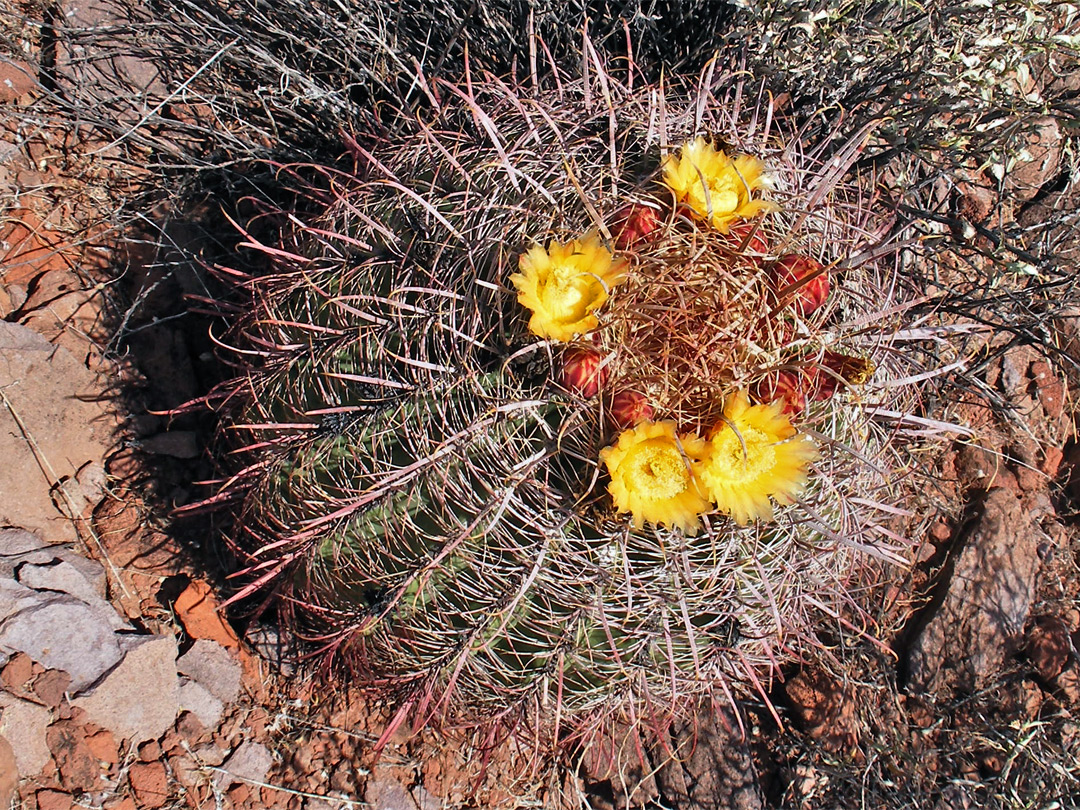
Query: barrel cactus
[[211, 66, 924, 750]]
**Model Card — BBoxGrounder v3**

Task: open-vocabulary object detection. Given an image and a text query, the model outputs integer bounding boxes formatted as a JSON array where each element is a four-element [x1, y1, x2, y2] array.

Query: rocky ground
[[1, 5, 1079, 810]]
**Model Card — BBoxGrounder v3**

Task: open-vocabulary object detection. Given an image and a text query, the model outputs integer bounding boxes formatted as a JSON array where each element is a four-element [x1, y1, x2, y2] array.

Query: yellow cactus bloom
[[698, 391, 817, 525], [511, 234, 628, 341], [662, 137, 777, 233], [600, 421, 712, 534]]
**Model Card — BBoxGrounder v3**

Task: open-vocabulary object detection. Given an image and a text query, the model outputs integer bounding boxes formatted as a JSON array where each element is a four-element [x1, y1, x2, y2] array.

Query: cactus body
[[216, 69, 923, 741]]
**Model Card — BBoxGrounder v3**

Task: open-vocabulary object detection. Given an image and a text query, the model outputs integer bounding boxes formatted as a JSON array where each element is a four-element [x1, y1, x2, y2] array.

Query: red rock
[[0, 209, 73, 288], [91, 494, 181, 575], [84, 728, 119, 766], [104, 447, 142, 484], [174, 712, 211, 747], [215, 741, 272, 792], [173, 580, 241, 650], [914, 540, 937, 565], [1065, 608, 1080, 632], [907, 487, 1040, 693], [1015, 462, 1045, 493], [168, 753, 200, 791], [0, 322, 112, 544], [33, 670, 72, 709], [260, 786, 290, 808], [0, 58, 36, 103], [559, 348, 608, 398], [178, 639, 242, 707], [71, 635, 179, 745], [606, 390, 654, 430], [16, 267, 98, 348], [227, 784, 250, 805], [1025, 614, 1072, 681], [189, 742, 226, 768], [1020, 680, 1044, 718], [929, 519, 952, 544], [242, 708, 269, 738], [955, 180, 997, 223], [773, 254, 829, 316], [1042, 446, 1064, 479], [159, 729, 183, 755], [1057, 668, 1080, 705], [1003, 116, 1062, 203], [128, 761, 169, 809], [365, 776, 422, 810], [45, 720, 101, 792], [35, 789, 73, 810], [955, 442, 1007, 491], [104, 798, 138, 810], [0, 737, 15, 810], [612, 204, 659, 250], [1, 690, 53, 777], [783, 668, 860, 753], [1, 653, 33, 692], [1030, 360, 1064, 419], [183, 785, 212, 809], [138, 740, 162, 763]]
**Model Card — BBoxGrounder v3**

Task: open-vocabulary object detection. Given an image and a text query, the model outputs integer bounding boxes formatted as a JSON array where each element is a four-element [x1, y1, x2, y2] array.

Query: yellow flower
[[661, 137, 777, 233], [600, 421, 712, 534], [697, 391, 817, 525], [510, 234, 628, 341]]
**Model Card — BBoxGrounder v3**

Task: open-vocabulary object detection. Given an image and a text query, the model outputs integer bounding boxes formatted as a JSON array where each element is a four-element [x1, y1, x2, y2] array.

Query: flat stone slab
[[216, 741, 273, 789], [0, 592, 124, 691], [0, 735, 14, 809], [906, 487, 1042, 693], [72, 634, 179, 743], [178, 678, 224, 729], [0, 691, 52, 776], [177, 639, 242, 705], [0, 545, 106, 592], [11, 549, 123, 633], [17, 556, 106, 606], [0, 528, 49, 556], [0, 578, 45, 624], [365, 776, 421, 810], [0, 322, 111, 542]]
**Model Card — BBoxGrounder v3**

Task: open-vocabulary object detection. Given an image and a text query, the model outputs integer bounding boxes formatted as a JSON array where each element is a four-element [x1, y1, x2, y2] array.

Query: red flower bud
[[725, 221, 769, 260], [608, 390, 654, 429], [753, 370, 809, 416], [774, 255, 829, 316], [613, 205, 660, 250], [808, 352, 875, 401], [559, 349, 608, 398], [807, 365, 838, 402]]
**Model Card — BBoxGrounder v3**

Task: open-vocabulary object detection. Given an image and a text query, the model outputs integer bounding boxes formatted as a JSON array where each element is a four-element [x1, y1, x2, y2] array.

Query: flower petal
[[511, 234, 628, 341], [698, 392, 816, 525], [662, 139, 777, 233], [601, 421, 712, 534]]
